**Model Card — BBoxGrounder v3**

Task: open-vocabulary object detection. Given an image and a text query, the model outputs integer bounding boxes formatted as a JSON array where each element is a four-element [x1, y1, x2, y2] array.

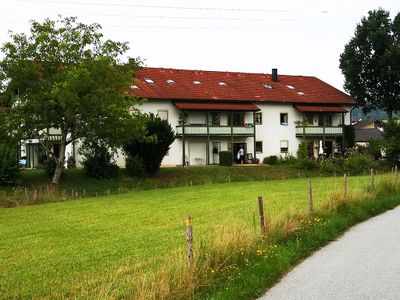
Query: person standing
[[237, 145, 245, 164]]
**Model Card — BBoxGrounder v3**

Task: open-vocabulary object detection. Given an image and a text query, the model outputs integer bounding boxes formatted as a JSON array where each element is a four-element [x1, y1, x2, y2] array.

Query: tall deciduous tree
[[340, 8, 400, 122], [0, 16, 144, 184]]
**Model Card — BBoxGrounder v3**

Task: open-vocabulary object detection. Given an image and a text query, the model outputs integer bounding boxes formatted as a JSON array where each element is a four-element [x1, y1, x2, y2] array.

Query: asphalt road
[[259, 205, 400, 300]]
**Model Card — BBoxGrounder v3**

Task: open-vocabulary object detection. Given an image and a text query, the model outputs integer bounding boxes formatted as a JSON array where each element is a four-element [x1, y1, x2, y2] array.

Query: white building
[[126, 67, 354, 166], [21, 67, 355, 168]]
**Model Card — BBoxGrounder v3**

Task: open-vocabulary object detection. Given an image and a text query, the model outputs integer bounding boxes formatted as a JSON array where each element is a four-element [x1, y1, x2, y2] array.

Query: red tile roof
[[174, 102, 260, 111], [130, 68, 355, 105], [294, 105, 349, 113]]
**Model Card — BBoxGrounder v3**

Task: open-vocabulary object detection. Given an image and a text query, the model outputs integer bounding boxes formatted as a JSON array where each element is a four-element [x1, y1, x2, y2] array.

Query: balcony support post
[[182, 111, 186, 167], [253, 111, 256, 163], [230, 111, 234, 164], [206, 111, 210, 165]]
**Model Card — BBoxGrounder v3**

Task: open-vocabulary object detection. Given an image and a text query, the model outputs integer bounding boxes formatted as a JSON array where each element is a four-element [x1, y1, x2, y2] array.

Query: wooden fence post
[[308, 180, 313, 214], [344, 173, 348, 199], [186, 216, 194, 267], [258, 195, 266, 236], [370, 168, 375, 192]]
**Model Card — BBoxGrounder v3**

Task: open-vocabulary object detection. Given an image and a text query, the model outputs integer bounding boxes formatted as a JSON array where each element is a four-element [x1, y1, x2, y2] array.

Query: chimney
[[272, 68, 278, 82]]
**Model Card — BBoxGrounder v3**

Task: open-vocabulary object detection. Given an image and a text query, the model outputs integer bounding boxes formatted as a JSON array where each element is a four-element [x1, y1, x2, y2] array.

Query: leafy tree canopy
[[340, 8, 400, 122], [0, 16, 145, 184], [124, 114, 175, 176]]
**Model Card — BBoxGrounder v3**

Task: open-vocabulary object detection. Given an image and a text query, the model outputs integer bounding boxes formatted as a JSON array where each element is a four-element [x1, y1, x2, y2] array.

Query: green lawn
[[0, 174, 395, 298], [1, 165, 329, 207]]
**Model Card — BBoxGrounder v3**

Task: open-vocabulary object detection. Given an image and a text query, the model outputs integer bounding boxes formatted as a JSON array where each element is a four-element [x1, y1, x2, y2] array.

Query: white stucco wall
[[71, 100, 352, 167], [254, 103, 303, 161]]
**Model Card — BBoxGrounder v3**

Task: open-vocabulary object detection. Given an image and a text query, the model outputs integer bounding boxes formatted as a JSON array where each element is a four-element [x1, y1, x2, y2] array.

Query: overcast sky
[[0, 0, 399, 91]]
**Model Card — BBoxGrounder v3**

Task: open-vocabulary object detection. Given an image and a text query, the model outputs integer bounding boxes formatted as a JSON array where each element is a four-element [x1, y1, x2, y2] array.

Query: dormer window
[[166, 79, 175, 85], [130, 85, 139, 89], [262, 84, 273, 89], [218, 82, 227, 86], [144, 78, 154, 84], [193, 81, 202, 85], [286, 85, 295, 90]]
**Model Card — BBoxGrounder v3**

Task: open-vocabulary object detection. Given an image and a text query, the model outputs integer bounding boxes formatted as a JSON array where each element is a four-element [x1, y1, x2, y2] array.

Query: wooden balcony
[[295, 126, 343, 137], [176, 125, 255, 137]]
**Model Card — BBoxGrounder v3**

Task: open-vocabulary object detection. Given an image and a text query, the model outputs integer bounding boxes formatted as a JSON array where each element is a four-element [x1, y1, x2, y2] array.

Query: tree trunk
[[387, 109, 393, 124], [52, 141, 66, 185]]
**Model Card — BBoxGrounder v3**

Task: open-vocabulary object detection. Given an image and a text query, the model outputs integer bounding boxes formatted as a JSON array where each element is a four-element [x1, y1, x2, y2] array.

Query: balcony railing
[[295, 126, 343, 136], [176, 125, 254, 136]]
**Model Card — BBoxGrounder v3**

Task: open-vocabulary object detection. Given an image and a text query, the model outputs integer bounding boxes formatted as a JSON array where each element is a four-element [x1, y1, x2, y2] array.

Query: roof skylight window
[[193, 80, 202, 85], [166, 79, 175, 84], [130, 85, 139, 89], [144, 78, 154, 84], [218, 82, 227, 86], [297, 92, 305, 96], [262, 83, 273, 89], [286, 85, 296, 90]]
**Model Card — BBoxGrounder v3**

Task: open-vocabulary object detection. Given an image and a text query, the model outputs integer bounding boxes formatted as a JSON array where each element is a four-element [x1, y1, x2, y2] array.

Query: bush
[[0, 142, 20, 186], [67, 156, 76, 169], [124, 114, 175, 176], [44, 158, 57, 177], [125, 155, 146, 177], [263, 155, 278, 165], [296, 158, 318, 170], [219, 151, 233, 166], [81, 145, 119, 179], [344, 153, 374, 175], [279, 154, 297, 165], [320, 158, 343, 174], [297, 141, 309, 160]]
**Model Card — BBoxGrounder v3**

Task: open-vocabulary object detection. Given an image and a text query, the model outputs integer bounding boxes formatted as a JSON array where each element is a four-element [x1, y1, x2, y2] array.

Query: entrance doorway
[[212, 142, 221, 164], [324, 141, 333, 157], [232, 143, 247, 163]]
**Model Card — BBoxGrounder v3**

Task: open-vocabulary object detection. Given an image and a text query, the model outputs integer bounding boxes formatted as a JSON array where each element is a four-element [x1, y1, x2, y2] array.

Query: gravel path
[[259, 205, 400, 300]]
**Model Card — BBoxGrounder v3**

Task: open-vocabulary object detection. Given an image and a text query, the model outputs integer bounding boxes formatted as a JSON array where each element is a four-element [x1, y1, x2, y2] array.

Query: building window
[[255, 112, 262, 125], [228, 112, 244, 126], [280, 140, 289, 153], [325, 114, 333, 126], [280, 113, 288, 126], [211, 112, 220, 126], [305, 113, 313, 125], [157, 110, 168, 121], [256, 141, 263, 153]]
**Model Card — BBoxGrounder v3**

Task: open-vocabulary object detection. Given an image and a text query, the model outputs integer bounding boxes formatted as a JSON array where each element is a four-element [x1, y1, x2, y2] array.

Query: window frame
[[255, 141, 263, 153], [280, 140, 289, 153], [280, 113, 288, 126], [157, 110, 169, 121], [255, 112, 262, 125]]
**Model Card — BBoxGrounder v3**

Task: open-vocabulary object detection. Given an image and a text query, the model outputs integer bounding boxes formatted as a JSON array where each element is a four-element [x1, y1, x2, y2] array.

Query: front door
[[212, 142, 221, 164], [189, 142, 207, 166]]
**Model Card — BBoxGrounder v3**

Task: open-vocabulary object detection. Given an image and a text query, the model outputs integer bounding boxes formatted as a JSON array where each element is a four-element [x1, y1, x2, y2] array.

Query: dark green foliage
[[67, 156, 76, 169], [278, 154, 297, 165], [263, 155, 278, 165], [0, 141, 20, 186], [320, 158, 344, 174], [125, 155, 146, 177], [366, 140, 383, 160], [0, 16, 144, 184], [219, 151, 233, 166], [382, 123, 400, 164], [44, 159, 56, 178], [81, 145, 119, 179], [124, 114, 175, 176], [296, 158, 318, 170], [344, 153, 374, 174], [340, 9, 400, 121], [343, 125, 355, 148], [296, 141, 309, 160]]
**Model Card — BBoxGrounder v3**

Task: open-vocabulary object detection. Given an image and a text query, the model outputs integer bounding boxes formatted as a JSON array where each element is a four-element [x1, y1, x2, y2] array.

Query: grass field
[[1, 165, 328, 207], [0, 173, 398, 299]]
